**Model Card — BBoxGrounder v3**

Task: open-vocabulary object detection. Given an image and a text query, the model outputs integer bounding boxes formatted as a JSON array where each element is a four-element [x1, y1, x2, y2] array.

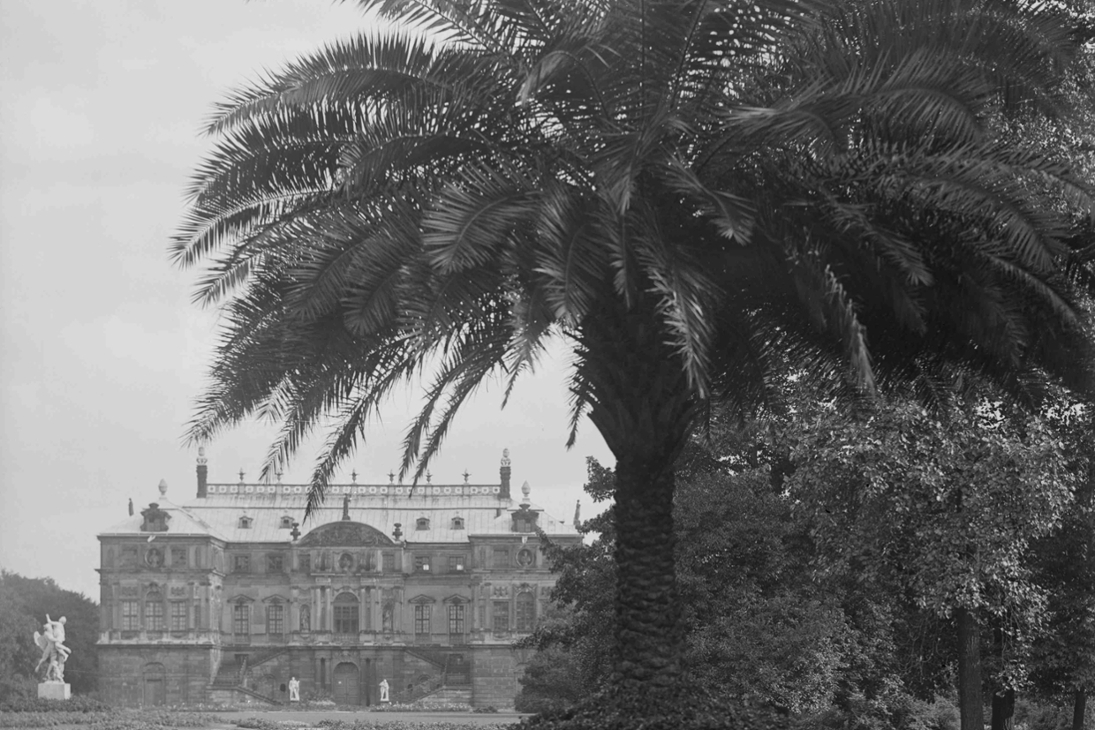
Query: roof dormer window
[[239, 516, 253, 529], [279, 516, 294, 529], [416, 517, 430, 531], [451, 517, 465, 530]]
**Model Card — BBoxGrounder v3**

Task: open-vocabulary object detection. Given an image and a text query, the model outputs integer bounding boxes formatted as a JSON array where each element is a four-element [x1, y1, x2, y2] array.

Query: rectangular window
[[266, 604, 284, 634], [382, 553, 395, 572], [120, 548, 138, 568], [492, 548, 509, 569], [233, 604, 249, 635], [333, 604, 358, 634], [448, 555, 465, 572], [414, 604, 431, 635], [492, 601, 509, 633], [170, 601, 188, 631], [145, 600, 165, 631], [234, 554, 250, 572], [298, 553, 311, 573], [171, 547, 187, 567], [122, 600, 140, 630], [266, 554, 283, 573], [414, 555, 431, 572], [448, 604, 465, 635]]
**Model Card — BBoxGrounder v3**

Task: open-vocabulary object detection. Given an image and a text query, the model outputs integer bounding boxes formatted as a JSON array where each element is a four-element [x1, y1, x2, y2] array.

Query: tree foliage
[[0, 572, 99, 699], [176, 0, 1095, 715]]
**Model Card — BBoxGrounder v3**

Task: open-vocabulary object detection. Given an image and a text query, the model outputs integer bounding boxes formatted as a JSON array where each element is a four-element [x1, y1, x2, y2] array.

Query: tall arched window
[[145, 591, 165, 631], [515, 591, 536, 633], [333, 592, 359, 634]]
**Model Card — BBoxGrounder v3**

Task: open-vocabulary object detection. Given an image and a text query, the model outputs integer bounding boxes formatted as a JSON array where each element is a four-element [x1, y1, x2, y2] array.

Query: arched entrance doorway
[[333, 662, 360, 705], [142, 663, 166, 706]]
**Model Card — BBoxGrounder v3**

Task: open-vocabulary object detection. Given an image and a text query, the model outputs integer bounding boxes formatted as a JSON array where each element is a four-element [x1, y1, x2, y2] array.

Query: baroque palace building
[[97, 449, 580, 708]]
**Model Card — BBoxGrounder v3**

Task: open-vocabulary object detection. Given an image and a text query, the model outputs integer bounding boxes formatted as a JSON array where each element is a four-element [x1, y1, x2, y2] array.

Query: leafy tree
[[0, 572, 99, 698], [787, 402, 1078, 730], [175, 0, 1095, 718], [1029, 402, 1095, 730]]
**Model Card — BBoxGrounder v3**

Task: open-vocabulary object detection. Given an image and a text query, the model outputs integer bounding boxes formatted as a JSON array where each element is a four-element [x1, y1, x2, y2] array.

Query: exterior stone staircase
[[411, 685, 473, 706]]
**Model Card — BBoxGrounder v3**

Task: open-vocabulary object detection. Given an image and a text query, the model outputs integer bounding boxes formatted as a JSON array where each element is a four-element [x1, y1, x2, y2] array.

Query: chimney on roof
[[574, 500, 581, 528], [499, 448, 511, 500], [196, 447, 208, 499]]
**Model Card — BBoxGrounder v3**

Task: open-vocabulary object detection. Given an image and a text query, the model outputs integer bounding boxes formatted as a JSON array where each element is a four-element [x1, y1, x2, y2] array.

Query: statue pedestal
[[38, 683, 71, 700]]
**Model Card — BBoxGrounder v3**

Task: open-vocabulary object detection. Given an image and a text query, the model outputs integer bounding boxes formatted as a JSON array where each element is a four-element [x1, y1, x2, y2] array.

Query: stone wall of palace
[[99, 645, 220, 707]]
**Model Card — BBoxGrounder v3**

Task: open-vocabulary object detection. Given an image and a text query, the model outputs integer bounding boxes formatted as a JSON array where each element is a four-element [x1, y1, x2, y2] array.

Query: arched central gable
[[298, 521, 394, 547]]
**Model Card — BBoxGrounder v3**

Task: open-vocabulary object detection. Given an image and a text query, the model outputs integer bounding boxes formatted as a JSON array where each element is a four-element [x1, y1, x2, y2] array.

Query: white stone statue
[[288, 676, 300, 702], [379, 678, 390, 702], [34, 615, 70, 683]]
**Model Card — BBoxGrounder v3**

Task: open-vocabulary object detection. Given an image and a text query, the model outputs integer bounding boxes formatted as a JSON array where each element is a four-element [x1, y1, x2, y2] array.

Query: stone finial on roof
[[238, 469, 245, 484], [276, 469, 283, 484], [500, 448, 512, 499], [158, 479, 168, 497], [521, 480, 531, 506], [426, 471, 432, 484], [388, 470, 395, 484], [463, 469, 470, 484], [196, 448, 208, 499], [574, 500, 581, 528], [290, 521, 301, 540], [351, 469, 357, 484], [128, 498, 134, 516]]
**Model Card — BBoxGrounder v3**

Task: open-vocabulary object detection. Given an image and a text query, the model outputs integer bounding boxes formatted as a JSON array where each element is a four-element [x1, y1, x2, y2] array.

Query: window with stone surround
[[266, 603, 284, 635], [333, 592, 359, 634], [492, 601, 509, 633], [515, 591, 535, 632], [298, 553, 311, 573], [121, 600, 139, 630], [492, 548, 509, 569], [170, 601, 188, 631], [382, 552, 395, 572], [448, 555, 465, 572], [448, 604, 465, 635], [414, 555, 431, 572], [267, 554, 284, 573], [234, 554, 250, 573], [233, 603, 250, 635], [414, 604, 431, 635], [145, 598, 165, 631]]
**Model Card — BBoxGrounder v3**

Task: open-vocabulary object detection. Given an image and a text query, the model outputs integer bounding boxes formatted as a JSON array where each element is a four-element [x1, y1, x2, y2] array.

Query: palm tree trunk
[[612, 451, 682, 699], [1073, 688, 1086, 730], [579, 293, 696, 706], [957, 607, 984, 730]]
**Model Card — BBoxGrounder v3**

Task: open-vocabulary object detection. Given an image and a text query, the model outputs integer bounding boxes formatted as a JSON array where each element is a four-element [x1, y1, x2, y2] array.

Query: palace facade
[[96, 450, 579, 708]]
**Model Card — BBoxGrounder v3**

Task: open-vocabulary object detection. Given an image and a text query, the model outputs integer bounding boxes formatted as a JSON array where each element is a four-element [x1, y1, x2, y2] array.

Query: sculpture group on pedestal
[[34, 615, 70, 683]]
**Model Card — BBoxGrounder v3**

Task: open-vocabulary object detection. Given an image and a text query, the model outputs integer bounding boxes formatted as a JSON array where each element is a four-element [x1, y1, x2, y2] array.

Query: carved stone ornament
[[298, 521, 394, 548], [491, 585, 510, 598], [169, 586, 188, 597], [119, 585, 139, 597], [145, 549, 164, 568]]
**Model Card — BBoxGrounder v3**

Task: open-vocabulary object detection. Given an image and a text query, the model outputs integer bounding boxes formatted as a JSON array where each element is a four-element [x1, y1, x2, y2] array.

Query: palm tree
[[174, 0, 1095, 718]]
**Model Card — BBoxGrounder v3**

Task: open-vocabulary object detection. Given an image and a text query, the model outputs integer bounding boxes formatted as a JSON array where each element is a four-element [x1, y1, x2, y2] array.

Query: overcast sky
[[0, 0, 613, 602]]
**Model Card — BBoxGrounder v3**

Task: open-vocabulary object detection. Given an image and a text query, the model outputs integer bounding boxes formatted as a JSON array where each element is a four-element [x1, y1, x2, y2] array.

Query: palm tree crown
[[176, 0, 1095, 712]]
